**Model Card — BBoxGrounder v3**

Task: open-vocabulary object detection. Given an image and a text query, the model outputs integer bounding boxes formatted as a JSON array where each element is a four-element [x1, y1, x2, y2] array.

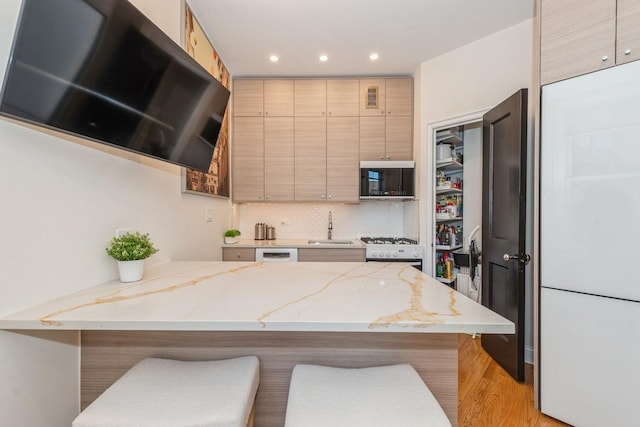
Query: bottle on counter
[[436, 255, 445, 277], [444, 252, 454, 279]]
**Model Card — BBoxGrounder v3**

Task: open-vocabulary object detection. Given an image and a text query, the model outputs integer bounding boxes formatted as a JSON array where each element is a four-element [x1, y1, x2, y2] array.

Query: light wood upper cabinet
[[264, 117, 294, 201], [540, 0, 616, 85], [359, 78, 386, 116], [359, 114, 412, 161], [294, 117, 327, 201], [233, 117, 264, 202], [385, 116, 413, 160], [233, 79, 263, 116], [385, 78, 413, 116], [358, 78, 413, 160], [327, 117, 359, 202], [359, 117, 386, 161], [231, 77, 413, 201], [294, 80, 326, 116], [327, 80, 359, 116], [617, 0, 640, 64], [264, 80, 294, 116]]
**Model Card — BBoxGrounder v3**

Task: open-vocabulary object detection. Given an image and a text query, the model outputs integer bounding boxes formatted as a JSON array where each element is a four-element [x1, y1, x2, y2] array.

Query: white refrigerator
[[540, 60, 640, 426]]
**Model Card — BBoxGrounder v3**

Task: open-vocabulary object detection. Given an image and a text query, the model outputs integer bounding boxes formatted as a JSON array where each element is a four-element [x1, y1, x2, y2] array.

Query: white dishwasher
[[255, 248, 298, 262]]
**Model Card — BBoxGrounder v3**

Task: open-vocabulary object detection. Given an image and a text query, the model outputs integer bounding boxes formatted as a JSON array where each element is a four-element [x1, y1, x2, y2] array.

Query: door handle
[[503, 253, 531, 264]]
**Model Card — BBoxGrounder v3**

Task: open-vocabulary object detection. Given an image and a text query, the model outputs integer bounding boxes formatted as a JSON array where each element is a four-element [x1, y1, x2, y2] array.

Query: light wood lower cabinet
[[298, 248, 365, 262], [222, 247, 255, 261]]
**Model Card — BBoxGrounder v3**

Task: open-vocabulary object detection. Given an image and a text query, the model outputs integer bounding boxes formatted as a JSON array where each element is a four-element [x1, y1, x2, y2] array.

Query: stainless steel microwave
[[359, 161, 415, 200]]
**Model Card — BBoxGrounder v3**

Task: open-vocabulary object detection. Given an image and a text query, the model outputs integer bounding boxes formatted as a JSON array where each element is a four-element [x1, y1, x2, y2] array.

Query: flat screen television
[[0, 0, 230, 172]]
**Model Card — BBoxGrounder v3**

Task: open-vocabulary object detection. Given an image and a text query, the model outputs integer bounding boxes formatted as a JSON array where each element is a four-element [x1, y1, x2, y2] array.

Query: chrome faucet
[[328, 211, 333, 240]]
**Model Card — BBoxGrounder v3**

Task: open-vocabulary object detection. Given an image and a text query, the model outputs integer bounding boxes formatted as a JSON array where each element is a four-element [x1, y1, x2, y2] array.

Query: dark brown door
[[481, 89, 529, 382]]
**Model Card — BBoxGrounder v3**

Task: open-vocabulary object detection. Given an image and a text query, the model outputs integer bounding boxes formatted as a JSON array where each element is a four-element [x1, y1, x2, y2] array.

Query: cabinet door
[[264, 79, 294, 116], [540, 0, 616, 85], [294, 79, 326, 116], [359, 78, 386, 116], [385, 78, 413, 116], [298, 248, 365, 262], [617, 0, 640, 65], [385, 116, 413, 160], [359, 117, 385, 160], [222, 248, 255, 261], [233, 79, 263, 116], [294, 117, 326, 201], [232, 117, 264, 201], [327, 79, 359, 116], [264, 117, 294, 201], [327, 117, 359, 202]]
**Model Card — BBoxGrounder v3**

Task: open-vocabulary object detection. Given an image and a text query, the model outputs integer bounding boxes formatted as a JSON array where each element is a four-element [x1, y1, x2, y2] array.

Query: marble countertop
[[0, 261, 514, 334], [222, 238, 366, 248]]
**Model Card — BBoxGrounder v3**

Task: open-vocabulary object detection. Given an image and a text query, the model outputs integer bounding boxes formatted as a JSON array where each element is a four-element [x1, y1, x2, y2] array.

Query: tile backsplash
[[234, 201, 419, 241]]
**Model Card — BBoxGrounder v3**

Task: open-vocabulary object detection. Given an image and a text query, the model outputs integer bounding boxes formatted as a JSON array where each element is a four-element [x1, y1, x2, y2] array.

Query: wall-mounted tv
[[0, 0, 230, 173]]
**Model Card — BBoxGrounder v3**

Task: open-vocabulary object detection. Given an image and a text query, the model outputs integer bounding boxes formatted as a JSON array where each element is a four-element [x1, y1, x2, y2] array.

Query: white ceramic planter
[[117, 260, 145, 283], [224, 236, 238, 244]]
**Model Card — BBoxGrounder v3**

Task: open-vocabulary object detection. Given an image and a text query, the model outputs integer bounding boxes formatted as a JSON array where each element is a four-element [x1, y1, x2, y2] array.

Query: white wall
[[0, 1, 232, 425], [415, 18, 535, 362]]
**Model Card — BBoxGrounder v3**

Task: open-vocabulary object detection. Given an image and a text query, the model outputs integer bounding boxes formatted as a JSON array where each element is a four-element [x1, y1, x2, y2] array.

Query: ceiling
[[187, 0, 535, 78]]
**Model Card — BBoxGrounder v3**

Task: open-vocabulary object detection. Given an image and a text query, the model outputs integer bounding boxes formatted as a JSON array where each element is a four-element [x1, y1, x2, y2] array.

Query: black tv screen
[[0, 0, 230, 172]]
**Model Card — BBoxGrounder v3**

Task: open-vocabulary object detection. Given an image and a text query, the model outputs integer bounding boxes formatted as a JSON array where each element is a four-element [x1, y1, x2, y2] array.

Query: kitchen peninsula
[[0, 261, 513, 426]]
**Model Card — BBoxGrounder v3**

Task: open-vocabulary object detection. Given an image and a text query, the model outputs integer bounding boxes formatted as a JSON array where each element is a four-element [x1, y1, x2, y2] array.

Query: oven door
[[366, 258, 423, 271]]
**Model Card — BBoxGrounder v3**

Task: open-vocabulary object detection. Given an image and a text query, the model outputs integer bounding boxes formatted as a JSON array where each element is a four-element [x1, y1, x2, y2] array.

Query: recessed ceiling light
[[369, 53, 379, 60], [319, 54, 328, 62], [269, 55, 279, 62]]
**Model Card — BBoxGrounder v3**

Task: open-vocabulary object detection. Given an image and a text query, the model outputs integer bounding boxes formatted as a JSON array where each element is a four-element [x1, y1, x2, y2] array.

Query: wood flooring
[[458, 334, 571, 427]]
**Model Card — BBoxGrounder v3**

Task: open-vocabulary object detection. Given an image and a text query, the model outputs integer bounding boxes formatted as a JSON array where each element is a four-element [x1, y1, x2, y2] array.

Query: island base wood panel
[[80, 331, 458, 427]]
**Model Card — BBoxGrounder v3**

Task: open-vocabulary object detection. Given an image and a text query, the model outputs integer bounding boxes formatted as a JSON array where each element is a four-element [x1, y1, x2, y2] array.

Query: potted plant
[[106, 232, 159, 283], [224, 229, 241, 244]]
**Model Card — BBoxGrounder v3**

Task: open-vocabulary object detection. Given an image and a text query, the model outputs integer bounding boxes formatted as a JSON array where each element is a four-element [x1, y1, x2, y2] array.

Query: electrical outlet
[[115, 228, 133, 237], [205, 208, 213, 222]]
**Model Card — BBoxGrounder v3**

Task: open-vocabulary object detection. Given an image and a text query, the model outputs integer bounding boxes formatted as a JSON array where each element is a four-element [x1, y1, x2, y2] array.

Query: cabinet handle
[[259, 111, 263, 115], [321, 195, 326, 199], [328, 195, 332, 200], [602, 55, 608, 62], [387, 156, 391, 160], [381, 111, 385, 115], [322, 111, 326, 116], [236, 254, 241, 259], [265, 111, 269, 116], [265, 195, 270, 199], [328, 111, 332, 115], [625, 49, 632, 56], [388, 111, 391, 115], [380, 155, 384, 160]]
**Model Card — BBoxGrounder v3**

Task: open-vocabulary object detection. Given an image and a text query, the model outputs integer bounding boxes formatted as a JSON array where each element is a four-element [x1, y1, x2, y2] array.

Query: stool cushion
[[73, 356, 259, 427], [284, 363, 451, 427]]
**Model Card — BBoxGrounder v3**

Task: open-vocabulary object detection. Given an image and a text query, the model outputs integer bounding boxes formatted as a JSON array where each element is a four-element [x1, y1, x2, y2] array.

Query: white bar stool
[[73, 356, 259, 427], [284, 363, 451, 427]]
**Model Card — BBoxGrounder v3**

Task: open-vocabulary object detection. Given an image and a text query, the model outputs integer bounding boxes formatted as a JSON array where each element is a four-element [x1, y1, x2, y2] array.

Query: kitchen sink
[[307, 239, 353, 245]]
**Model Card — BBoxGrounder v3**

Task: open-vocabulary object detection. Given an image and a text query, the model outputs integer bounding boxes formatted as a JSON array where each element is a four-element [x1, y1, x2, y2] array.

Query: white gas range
[[360, 237, 424, 270]]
